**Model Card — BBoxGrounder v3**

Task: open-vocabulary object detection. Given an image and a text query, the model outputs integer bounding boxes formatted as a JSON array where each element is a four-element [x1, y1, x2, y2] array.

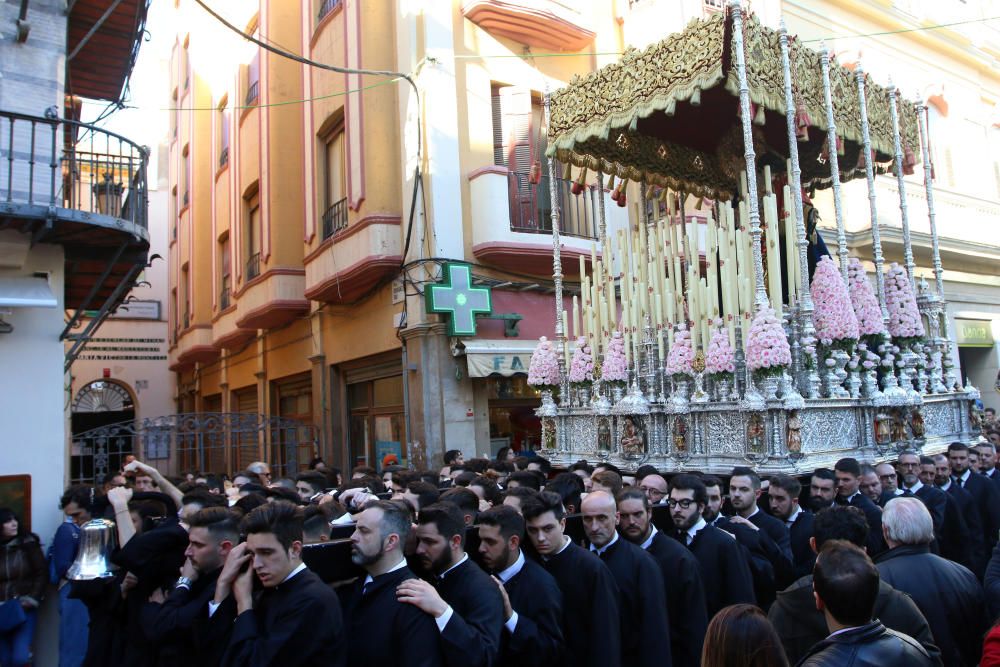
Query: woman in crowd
[[702, 603, 789, 667], [0, 508, 46, 667]]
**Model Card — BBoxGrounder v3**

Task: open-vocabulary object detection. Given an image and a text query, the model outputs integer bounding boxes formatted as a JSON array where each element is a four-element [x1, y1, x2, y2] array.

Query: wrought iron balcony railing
[[220, 275, 231, 309], [318, 0, 342, 22], [507, 171, 598, 240], [321, 197, 348, 239], [1, 109, 148, 231], [246, 252, 260, 280], [245, 81, 260, 107]]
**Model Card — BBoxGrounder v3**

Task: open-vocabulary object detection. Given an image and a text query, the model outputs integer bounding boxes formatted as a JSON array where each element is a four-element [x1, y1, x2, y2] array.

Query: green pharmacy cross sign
[[425, 263, 492, 337]]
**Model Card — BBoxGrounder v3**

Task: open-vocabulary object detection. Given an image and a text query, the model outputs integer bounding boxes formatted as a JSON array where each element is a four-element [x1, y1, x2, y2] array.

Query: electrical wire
[[801, 15, 1000, 42], [163, 76, 402, 111]]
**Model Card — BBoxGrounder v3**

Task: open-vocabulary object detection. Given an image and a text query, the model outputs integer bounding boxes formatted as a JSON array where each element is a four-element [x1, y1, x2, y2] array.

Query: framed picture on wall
[[0, 475, 31, 533]]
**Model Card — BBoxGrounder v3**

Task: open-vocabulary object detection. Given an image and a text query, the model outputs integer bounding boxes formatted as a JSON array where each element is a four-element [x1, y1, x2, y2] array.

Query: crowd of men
[[49, 436, 1000, 667]]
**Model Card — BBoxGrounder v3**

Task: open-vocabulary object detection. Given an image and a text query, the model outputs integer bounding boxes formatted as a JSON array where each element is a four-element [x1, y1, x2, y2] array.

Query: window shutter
[[491, 92, 505, 166], [499, 86, 534, 174]]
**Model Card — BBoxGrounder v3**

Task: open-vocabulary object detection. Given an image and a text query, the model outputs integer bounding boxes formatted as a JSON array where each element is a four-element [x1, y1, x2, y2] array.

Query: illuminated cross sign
[[425, 263, 492, 337]]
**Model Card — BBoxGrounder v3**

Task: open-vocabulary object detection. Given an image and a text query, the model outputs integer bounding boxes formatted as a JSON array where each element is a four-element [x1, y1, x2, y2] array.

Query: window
[[170, 90, 178, 139], [317, 0, 341, 23], [926, 103, 953, 189], [245, 34, 260, 107], [244, 188, 261, 280], [219, 235, 231, 309], [180, 35, 191, 90], [491, 85, 537, 172], [180, 265, 190, 329], [218, 100, 231, 169], [320, 122, 347, 238]]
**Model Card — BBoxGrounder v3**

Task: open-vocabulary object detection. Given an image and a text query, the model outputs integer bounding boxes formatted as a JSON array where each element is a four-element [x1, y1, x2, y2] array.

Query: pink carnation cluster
[[665, 325, 695, 377], [601, 331, 628, 383], [705, 321, 735, 376], [847, 258, 887, 337], [885, 263, 925, 339], [746, 306, 792, 372], [568, 337, 594, 383], [527, 336, 560, 387], [811, 256, 860, 346]]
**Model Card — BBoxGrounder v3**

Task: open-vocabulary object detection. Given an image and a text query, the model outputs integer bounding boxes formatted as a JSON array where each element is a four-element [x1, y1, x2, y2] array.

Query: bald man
[[637, 474, 668, 506], [582, 491, 672, 667]]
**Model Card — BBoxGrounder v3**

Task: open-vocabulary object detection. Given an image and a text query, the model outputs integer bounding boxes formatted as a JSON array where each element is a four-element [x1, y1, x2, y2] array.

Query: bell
[[67, 519, 118, 580]]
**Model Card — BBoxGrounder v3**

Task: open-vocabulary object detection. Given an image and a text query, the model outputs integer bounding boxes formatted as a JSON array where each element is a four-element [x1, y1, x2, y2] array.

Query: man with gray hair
[[874, 497, 986, 666]]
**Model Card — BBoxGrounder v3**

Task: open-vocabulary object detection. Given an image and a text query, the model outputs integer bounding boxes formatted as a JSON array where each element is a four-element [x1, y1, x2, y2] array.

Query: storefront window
[[348, 375, 405, 470], [486, 375, 541, 456]]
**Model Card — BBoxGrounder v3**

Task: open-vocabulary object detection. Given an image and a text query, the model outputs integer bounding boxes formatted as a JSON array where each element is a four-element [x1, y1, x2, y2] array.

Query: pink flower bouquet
[[811, 255, 860, 350], [528, 336, 560, 388], [885, 263, 925, 344], [665, 325, 695, 381], [847, 258, 887, 338], [746, 306, 791, 378], [705, 320, 736, 381], [601, 331, 628, 385], [568, 337, 594, 384]]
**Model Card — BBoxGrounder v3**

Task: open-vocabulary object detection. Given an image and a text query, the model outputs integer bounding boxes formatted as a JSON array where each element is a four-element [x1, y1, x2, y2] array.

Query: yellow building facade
[[168, 0, 1000, 476]]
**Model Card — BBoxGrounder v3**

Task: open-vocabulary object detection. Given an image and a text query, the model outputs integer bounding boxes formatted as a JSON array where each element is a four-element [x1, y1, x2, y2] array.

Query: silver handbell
[[67, 519, 118, 580]]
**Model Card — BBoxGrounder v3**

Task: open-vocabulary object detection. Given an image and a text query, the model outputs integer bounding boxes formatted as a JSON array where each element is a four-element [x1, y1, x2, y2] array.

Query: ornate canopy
[[546, 11, 921, 200]]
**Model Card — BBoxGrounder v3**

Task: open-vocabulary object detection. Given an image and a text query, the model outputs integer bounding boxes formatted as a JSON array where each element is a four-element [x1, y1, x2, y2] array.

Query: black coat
[[221, 568, 346, 667], [714, 517, 778, 609], [983, 541, 1000, 623], [787, 510, 815, 580], [912, 485, 948, 536], [591, 536, 672, 667], [796, 621, 936, 667], [836, 493, 885, 556], [542, 541, 622, 667], [768, 573, 941, 665], [747, 509, 796, 588], [498, 555, 564, 667], [140, 568, 224, 667], [435, 558, 504, 667], [957, 471, 1000, 551], [641, 530, 707, 667], [677, 523, 755, 617], [945, 482, 987, 576], [342, 564, 443, 667], [875, 544, 987, 667]]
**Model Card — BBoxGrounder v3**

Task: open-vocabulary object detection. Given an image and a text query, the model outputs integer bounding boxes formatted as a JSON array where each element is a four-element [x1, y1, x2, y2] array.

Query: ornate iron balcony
[[321, 197, 348, 239]]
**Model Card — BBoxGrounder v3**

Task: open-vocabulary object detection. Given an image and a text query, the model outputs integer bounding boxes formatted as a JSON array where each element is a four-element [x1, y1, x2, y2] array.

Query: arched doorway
[[71, 380, 136, 482]]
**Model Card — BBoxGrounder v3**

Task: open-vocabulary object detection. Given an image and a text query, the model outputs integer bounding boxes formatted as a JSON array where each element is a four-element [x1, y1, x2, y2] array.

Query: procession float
[[526, 2, 981, 474]]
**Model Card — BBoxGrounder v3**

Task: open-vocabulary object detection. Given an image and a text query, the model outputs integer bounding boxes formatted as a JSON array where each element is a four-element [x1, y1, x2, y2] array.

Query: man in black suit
[[728, 467, 793, 563], [397, 503, 503, 667], [895, 452, 947, 535], [976, 440, 1000, 485], [834, 458, 886, 556], [221, 501, 346, 666], [141, 506, 239, 667], [476, 505, 563, 667], [932, 453, 984, 575], [522, 491, 621, 667], [949, 442, 1000, 553], [581, 491, 672, 667], [618, 489, 706, 667], [345, 500, 443, 667], [768, 474, 815, 579], [669, 474, 755, 616], [808, 468, 838, 513], [859, 464, 884, 506]]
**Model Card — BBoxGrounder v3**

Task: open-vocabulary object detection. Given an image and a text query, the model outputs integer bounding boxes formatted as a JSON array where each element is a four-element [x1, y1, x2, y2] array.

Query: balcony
[[220, 276, 231, 310], [469, 165, 622, 276], [245, 81, 260, 107], [0, 109, 149, 369], [461, 0, 595, 52], [321, 197, 348, 239], [246, 252, 261, 280], [318, 0, 342, 22], [305, 215, 402, 304]]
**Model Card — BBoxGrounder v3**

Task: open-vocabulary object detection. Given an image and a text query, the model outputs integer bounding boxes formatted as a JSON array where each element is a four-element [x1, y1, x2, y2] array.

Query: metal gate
[[70, 412, 318, 484]]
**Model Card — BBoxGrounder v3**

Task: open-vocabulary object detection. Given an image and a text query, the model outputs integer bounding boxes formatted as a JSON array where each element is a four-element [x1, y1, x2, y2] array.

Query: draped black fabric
[[497, 557, 564, 667], [642, 531, 707, 667], [435, 559, 504, 667]]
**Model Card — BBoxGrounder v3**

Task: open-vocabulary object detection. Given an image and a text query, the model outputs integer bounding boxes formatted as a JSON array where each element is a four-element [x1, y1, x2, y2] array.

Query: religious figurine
[[891, 409, 908, 442], [747, 413, 766, 454], [620, 417, 644, 455], [909, 408, 925, 440], [786, 411, 802, 454], [672, 417, 688, 453], [597, 418, 612, 453], [542, 418, 557, 452], [875, 412, 892, 445]]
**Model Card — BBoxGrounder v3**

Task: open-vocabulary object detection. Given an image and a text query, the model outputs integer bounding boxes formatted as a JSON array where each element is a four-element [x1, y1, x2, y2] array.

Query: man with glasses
[[895, 451, 948, 540], [637, 473, 668, 506], [668, 474, 754, 617], [247, 461, 272, 487], [874, 463, 899, 505]]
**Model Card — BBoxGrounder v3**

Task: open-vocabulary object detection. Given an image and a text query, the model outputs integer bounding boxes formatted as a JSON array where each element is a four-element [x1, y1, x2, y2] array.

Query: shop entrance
[[486, 375, 541, 456]]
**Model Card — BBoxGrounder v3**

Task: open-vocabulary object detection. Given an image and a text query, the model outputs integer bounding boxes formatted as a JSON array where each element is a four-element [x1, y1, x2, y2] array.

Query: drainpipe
[[16, 0, 30, 42]]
